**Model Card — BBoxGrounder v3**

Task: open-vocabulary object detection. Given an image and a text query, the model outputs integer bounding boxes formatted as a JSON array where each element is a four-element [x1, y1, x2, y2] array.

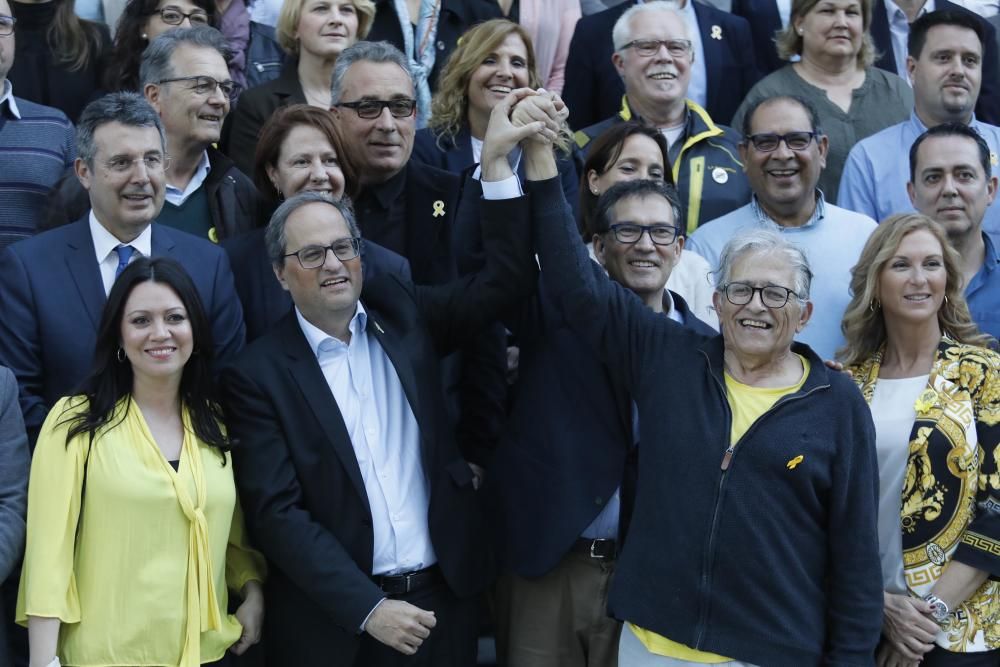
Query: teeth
[[649, 73, 676, 80], [630, 261, 657, 267], [905, 295, 930, 301], [321, 278, 347, 286], [490, 86, 512, 94], [770, 170, 797, 176], [739, 319, 771, 329]]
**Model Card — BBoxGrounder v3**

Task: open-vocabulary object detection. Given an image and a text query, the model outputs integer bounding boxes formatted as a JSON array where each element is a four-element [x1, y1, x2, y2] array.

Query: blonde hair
[[428, 19, 571, 153], [276, 0, 375, 56], [838, 213, 991, 365], [775, 0, 878, 68]]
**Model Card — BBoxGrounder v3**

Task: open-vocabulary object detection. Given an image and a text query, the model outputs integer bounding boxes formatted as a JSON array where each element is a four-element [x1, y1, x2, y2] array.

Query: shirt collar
[[364, 167, 407, 210], [886, 0, 934, 23], [983, 231, 999, 272], [165, 150, 212, 198], [296, 302, 368, 357], [0, 80, 20, 119], [662, 290, 685, 324], [749, 190, 827, 229], [89, 210, 154, 265]]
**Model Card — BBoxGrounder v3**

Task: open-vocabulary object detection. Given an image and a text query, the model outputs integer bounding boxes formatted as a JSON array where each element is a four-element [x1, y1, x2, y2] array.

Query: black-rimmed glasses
[[0, 15, 15, 36], [284, 238, 361, 269], [608, 223, 681, 246], [336, 99, 417, 119], [157, 75, 240, 99], [723, 282, 800, 308], [147, 6, 210, 25], [744, 131, 818, 153], [621, 38, 692, 59]]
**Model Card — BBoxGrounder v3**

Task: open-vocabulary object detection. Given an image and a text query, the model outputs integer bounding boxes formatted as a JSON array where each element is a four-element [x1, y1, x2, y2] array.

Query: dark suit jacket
[[731, 0, 785, 77], [221, 193, 534, 664], [870, 0, 1000, 124], [222, 228, 412, 342], [564, 1, 758, 131], [0, 218, 246, 443], [222, 61, 306, 177]]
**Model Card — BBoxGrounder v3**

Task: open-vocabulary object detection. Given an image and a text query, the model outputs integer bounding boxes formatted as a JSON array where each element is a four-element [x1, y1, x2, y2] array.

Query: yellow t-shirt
[[17, 396, 267, 667], [630, 355, 810, 662]]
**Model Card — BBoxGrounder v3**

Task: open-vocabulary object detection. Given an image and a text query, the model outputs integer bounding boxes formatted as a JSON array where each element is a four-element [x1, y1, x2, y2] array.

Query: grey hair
[[612, 0, 688, 51], [266, 192, 362, 266], [139, 25, 233, 87], [713, 228, 813, 299], [76, 92, 166, 167], [330, 41, 414, 106]]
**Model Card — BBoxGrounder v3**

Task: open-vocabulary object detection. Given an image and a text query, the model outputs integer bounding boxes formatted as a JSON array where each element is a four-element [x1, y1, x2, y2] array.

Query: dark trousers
[[921, 647, 1000, 666], [354, 580, 479, 667]]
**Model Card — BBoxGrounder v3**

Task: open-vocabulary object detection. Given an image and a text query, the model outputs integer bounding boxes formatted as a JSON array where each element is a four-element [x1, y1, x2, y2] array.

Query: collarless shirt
[[966, 231, 1000, 338], [0, 80, 22, 119], [355, 168, 408, 257], [750, 190, 827, 228], [885, 0, 935, 79], [165, 150, 212, 207], [89, 212, 153, 295], [295, 305, 437, 575], [679, 0, 708, 110]]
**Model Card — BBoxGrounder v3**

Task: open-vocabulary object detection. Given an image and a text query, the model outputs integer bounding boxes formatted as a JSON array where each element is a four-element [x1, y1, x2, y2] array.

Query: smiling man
[[908, 122, 1000, 336], [688, 95, 877, 359]]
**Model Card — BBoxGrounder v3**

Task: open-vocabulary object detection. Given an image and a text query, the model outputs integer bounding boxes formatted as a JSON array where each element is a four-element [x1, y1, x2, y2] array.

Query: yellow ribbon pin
[[432, 200, 445, 217], [208, 227, 219, 244], [786, 455, 804, 470], [991, 151, 998, 167], [711, 25, 723, 40]]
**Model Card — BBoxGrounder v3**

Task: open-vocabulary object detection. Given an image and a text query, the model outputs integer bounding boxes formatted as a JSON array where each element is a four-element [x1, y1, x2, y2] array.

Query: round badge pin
[[712, 167, 729, 184]]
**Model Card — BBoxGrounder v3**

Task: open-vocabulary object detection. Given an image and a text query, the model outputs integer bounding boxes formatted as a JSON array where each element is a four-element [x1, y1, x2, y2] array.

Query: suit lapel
[[448, 127, 475, 173], [63, 219, 108, 329], [871, 0, 896, 73], [403, 164, 452, 283], [694, 4, 724, 114]]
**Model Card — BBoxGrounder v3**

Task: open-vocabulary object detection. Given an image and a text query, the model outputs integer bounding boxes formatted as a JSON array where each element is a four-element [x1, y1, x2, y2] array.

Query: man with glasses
[[574, 1, 752, 234], [488, 177, 713, 667], [0, 0, 75, 249], [688, 95, 876, 359]]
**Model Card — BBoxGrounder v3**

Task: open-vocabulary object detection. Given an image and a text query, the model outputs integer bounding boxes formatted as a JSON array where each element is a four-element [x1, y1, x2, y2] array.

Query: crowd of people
[[1, 0, 1000, 666]]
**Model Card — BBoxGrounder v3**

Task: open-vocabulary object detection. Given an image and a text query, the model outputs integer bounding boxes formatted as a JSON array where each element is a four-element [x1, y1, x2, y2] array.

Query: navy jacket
[[870, 0, 1000, 125], [731, 0, 785, 78], [563, 1, 758, 131], [0, 218, 246, 443]]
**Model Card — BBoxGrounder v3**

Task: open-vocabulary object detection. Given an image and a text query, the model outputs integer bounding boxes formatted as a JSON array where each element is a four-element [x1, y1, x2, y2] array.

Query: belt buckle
[[589, 539, 612, 560], [401, 571, 414, 594]]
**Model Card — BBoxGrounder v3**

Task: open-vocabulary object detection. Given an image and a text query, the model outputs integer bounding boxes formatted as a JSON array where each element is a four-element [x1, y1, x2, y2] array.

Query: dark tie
[[114, 245, 134, 279]]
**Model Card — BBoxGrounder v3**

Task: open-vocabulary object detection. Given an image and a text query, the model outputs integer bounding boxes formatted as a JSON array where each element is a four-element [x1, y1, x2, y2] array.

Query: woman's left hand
[[876, 641, 921, 667], [230, 580, 264, 655]]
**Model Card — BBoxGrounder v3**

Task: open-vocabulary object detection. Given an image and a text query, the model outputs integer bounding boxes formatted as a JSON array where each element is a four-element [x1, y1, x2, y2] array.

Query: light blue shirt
[[73, 0, 104, 22], [884, 0, 935, 79], [296, 304, 437, 577], [680, 0, 707, 111], [776, 0, 792, 27], [966, 231, 1000, 338], [165, 150, 211, 206], [838, 112, 1000, 234], [687, 194, 877, 360]]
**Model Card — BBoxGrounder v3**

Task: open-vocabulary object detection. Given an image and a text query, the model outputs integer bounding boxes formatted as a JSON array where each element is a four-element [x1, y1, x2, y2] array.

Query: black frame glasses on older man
[[723, 282, 799, 308], [745, 131, 818, 153], [147, 6, 210, 25], [608, 223, 681, 246], [621, 38, 692, 58], [335, 99, 418, 119], [157, 75, 240, 99], [0, 15, 15, 36], [284, 238, 362, 269]]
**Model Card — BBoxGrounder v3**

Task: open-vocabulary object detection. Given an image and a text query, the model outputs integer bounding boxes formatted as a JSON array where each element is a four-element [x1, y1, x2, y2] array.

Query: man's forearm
[[523, 144, 558, 182]]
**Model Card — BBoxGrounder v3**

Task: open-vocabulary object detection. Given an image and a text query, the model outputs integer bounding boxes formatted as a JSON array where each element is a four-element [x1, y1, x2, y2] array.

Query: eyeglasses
[[607, 223, 680, 246], [147, 6, 210, 25], [102, 154, 170, 174], [621, 38, 692, 59], [284, 237, 361, 269], [157, 75, 240, 100], [336, 99, 417, 119], [745, 131, 818, 153], [0, 15, 15, 36], [722, 282, 800, 308]]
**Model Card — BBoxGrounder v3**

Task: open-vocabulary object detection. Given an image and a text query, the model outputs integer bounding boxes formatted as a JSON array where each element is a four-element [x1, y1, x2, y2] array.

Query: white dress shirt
[[680, 0, 708, 110], [885, 0, 936, 81], [0, 80, 21, 119], [953, 0, 999, 16], [164, 150, 211, 206], [296, 305, 437, 576], [89, 212, 152, 295]]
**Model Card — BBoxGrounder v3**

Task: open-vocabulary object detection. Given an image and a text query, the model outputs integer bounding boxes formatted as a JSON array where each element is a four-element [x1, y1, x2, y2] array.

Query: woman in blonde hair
[[413, 18, 579, 216], [840, 213, 1000, 667]]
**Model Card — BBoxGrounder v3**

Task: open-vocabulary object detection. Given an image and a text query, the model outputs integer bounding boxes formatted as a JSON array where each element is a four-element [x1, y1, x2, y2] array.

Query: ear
[[612, 51, 626, 78], [796, 300, 814, 332], [265, 163, 280, 191], [587, 169, 601, 195], [673, 234, 685, 256], [272, 262, 290, 292], [738, 142, 749, 172], [144, 82, 162, 113], [816, 134, 829, 170], [711, 289, 724, 326], [906, 55, 917, 82], [592, 233, 607, 267], [906, 180, 918, 207], [988, 175, 998, 206], [75, 157, 93, 191]]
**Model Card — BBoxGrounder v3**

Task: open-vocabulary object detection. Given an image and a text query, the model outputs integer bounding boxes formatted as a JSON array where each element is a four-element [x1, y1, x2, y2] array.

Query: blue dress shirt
[[967, 231, 1000, 339]]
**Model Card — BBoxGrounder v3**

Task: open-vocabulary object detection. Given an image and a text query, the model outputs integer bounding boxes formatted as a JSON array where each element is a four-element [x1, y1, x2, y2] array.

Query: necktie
[[114, 245, 134, 280]]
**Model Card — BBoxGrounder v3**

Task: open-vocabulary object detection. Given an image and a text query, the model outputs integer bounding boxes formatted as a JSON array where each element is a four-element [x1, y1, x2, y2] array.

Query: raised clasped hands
[[480, 88, 566, 182]]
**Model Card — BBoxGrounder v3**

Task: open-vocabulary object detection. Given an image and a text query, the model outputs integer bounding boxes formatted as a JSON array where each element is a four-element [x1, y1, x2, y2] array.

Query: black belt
[[372, 565, 442, 595], [573, 538, 616, 561]]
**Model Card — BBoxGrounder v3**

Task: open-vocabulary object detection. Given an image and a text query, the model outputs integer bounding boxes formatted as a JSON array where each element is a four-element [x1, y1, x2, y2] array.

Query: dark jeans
[[921, 647, 1000, 666]]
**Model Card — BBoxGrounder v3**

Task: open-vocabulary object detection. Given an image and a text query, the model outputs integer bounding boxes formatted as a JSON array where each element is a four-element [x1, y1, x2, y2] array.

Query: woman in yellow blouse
[[18, 257, 266, 667], [840, 214, 1000, 666]]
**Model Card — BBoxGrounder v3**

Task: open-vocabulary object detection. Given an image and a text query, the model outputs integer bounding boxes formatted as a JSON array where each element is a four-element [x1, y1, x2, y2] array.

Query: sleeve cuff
[[360, 597, 387, 633], [478, 172, 523, 200]]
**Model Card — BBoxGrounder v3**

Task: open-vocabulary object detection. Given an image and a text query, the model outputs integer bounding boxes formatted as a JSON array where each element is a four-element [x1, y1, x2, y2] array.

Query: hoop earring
[[869, 298, 880, 312], [117, 347, 126, 363], [944, 294, 950, 305]]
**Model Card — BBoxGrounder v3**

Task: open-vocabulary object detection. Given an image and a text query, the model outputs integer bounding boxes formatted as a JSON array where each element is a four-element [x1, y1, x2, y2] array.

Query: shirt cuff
[[360, 597, 387, 633], [479, 173, 523, 200]]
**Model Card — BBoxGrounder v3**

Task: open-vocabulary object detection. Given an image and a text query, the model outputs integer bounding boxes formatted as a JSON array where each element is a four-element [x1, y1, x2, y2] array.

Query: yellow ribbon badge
[[432, 200, 445, 217], [711, 25, 723, 40], [786, 455, 804, 470]]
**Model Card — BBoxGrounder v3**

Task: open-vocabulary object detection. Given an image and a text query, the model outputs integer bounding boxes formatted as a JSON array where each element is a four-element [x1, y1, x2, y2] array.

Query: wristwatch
[[924, 593, 951, 624]]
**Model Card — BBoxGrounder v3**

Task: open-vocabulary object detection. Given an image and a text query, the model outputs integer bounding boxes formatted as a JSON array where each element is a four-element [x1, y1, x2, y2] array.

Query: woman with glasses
[[17, 257, 266, 667], [104, 0, 216, 92], [730, 0, 912, 202], [222, 0, 374, 176], [6, 0, 110, 122], [840, 214, 1000, 667]]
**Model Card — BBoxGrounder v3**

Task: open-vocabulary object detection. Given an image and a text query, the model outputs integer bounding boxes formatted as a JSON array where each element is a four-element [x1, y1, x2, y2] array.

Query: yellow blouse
[[17, 396, 266, 667]]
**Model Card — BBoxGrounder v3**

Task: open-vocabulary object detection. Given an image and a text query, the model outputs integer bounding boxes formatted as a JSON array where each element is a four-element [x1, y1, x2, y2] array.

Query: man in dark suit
[[0, 91, 245, 444], [564, 0, 758, 131], [870, 0, 1000, 123], [221, 96, 541, 666], [731, 0, 787, 77]]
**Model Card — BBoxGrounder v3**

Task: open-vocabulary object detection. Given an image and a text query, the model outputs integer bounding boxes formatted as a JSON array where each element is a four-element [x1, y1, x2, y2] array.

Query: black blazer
[[870, 0, 1000, 124], [731, 0, 785, 78], [563, 1, 758, 131], [221, 193, 534, 664]]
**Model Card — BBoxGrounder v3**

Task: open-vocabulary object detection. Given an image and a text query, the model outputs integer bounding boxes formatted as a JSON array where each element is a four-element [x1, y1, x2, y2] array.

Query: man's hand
[[881, 592, 938, 661], [510, 90, 565, 147], [481, 88, 549, 182], [364, 599, 437, 655], [230, 581, 265, 655]]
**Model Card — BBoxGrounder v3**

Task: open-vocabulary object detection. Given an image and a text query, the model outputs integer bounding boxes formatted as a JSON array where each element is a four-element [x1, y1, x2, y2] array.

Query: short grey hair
[[139, 25, 232, 87], [612, 0, 687, 51], [713, 228, 813, 299], [330, 41, 414, 106], [76, 92, 166, 166], [266, 192, 362, 266]]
